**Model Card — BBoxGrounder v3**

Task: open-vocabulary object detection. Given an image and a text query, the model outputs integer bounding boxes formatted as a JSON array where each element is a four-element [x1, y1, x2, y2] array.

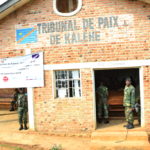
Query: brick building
[[0, 0, 150, 136]]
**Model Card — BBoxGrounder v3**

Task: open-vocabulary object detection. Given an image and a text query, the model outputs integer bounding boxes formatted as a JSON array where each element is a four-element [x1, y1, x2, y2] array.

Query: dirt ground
[[0, 110, 91, 150], [0, 110, 149, 150], [0, 141, 47, 150]]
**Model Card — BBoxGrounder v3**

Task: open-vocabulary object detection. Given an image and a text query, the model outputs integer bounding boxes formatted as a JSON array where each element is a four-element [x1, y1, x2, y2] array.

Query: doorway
[[94, 68, 141, 129]]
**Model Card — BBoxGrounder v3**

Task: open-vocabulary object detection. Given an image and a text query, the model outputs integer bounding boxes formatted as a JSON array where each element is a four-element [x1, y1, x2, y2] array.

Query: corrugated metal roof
[[0, 0, 30, 20], [0, 0, 21, 13], [0, 0, 8, 6]]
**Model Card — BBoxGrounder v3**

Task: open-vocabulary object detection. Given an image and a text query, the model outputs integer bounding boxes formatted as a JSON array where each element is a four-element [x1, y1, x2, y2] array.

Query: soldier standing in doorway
[[96, 82, 109, 124], [123, 78, 135, 129], [17, 88, 28, 130]]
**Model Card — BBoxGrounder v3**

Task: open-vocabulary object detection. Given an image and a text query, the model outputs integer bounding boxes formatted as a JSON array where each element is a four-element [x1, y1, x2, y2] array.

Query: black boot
[[24, 124, 28, 130], [126, 123, 134, 129], [19, 124, 23, 130], [104, 118, 109, 124]]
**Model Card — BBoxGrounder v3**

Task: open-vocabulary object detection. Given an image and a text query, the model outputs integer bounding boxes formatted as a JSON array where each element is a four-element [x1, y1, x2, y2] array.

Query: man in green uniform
[[96, 82, 109, 124], [17, 88, 28, 130], [123, 78, 135, 129]]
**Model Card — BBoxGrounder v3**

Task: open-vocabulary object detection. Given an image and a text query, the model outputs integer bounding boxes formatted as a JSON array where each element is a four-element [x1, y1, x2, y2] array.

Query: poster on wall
[[0, 52, 44, 88]]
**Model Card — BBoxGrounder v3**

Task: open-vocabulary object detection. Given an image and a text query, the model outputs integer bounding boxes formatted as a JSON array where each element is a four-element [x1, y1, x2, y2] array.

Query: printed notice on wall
[[0, 52, 44, 88], [16, 14, 134, 48]]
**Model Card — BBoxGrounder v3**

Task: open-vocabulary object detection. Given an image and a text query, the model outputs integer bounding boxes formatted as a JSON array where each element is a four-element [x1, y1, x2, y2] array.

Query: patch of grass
[[0, 144, 24, 150], [0, 144, 14, 149], [15, 148, 24, 150], [50, 144, 62, 150]]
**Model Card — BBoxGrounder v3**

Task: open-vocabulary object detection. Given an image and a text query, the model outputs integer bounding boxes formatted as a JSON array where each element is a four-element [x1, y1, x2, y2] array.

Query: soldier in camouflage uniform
[[17, 88, 28, 130], [96, 82, 109, 124], [123, 78, 135, 129]]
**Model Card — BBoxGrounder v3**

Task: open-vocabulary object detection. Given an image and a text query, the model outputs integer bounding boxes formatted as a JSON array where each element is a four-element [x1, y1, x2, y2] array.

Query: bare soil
[[0, 142, 45, 150]]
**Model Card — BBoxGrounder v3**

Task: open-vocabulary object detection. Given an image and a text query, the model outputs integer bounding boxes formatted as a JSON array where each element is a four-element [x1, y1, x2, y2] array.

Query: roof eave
[[0, 0, 31, 20]]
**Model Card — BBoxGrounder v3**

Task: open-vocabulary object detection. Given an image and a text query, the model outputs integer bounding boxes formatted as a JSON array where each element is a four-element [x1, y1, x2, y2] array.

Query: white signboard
[[0, 52, 44, 88]]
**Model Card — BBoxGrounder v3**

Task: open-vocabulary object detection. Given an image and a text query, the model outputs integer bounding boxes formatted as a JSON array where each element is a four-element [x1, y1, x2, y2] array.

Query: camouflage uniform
[[17, 93, 28, 125], [135, 85, 141, 124], [97, 85, 109, 119], [123, 85, 135, 124]]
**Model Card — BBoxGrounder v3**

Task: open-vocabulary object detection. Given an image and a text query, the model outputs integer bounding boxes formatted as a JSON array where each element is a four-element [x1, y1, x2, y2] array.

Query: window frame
[[53, 69, 82, 99], [53, 0, 82, 17]]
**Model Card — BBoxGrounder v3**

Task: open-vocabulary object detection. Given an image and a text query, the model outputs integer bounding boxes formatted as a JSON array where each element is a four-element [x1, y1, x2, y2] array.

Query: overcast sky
[[0, 0, 8, 5]]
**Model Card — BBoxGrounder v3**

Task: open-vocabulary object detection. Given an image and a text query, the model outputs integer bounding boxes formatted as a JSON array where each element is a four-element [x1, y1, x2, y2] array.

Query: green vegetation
[[0, 144, 24, 150], [15, 148, 24, 150], [50, 144, 62, 150]]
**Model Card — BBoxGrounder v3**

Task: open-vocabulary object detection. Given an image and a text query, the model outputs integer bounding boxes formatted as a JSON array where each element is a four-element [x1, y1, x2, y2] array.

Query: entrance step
[[91, 130, 150, 150], [91, 131, 148, 141]]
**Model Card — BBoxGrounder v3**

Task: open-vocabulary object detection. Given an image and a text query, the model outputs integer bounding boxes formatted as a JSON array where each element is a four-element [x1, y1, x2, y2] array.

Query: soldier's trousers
[[18, 107, 28, 125], [125, 106, 134, 124], [97, 102, 109, 119]]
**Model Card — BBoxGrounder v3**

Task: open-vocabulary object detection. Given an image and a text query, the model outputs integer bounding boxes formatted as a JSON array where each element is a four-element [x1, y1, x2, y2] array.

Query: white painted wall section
[[140, 67, 145, 127], [25, 48, 35, 130], [44, 59, 150, 70]]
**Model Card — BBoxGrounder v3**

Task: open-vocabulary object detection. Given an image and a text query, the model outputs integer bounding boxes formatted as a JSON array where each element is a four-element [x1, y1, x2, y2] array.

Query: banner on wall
[[0, 52, 44, 88]]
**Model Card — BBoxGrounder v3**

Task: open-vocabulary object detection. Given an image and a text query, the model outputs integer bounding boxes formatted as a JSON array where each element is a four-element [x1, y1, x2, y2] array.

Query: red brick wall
[[0, 0, 150, 135], [34, 69, 94, 136]]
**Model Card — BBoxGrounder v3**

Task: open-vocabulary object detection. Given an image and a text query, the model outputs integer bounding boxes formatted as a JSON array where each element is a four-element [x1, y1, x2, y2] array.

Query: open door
[[94, 68, 140, 129]]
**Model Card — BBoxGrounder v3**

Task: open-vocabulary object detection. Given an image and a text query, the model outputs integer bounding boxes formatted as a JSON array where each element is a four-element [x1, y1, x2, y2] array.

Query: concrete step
[[91, 129, 150, 150], [91, 131, 149, 141], [90, 140, 150, 150]]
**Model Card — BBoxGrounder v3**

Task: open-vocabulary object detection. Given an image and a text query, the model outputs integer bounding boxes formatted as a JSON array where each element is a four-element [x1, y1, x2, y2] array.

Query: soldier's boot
[[126, 123, 134, 129], [24, 124, 28, 130], [19, 124, 23, 130], [104, 118, 109, 124]]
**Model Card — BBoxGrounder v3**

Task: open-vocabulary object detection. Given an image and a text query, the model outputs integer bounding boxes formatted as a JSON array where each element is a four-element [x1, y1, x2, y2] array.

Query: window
[[55, 70, 81, 98], [53, 0, 82, 17]]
